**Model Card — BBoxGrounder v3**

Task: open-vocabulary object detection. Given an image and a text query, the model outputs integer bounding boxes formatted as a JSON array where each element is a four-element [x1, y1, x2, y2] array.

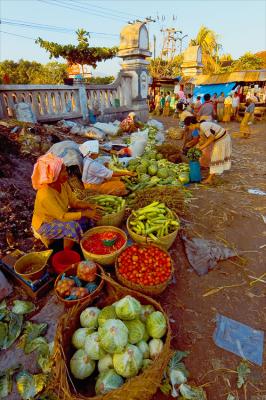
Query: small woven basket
[[80, 226, 127, 266], [96, 205, 126, 227], [126, 213, 179, 250], [115, 243, 174, 296], [54, 263, 104, 308]]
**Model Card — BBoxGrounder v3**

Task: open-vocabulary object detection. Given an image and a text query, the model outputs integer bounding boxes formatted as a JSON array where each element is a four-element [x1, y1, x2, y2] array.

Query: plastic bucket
[[52, 249, 81, 274], [189, 160, 201, 182]]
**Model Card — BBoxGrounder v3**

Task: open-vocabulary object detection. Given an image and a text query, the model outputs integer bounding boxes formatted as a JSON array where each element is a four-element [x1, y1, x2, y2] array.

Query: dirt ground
[[153, 118, 266, 400], [0, 118, 265, 399]]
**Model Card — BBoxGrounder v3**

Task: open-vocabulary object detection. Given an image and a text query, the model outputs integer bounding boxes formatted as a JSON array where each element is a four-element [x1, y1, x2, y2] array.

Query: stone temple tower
[[118, 22, 152, 121]]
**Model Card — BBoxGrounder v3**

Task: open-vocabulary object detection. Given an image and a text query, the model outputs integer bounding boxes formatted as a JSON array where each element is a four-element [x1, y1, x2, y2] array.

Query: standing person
[[193, 96, 202, 116], [170, 92, 177, 111], [154, 91, 162, 115], [217, 92, 225, 122], [163, 91, 171, 116], [184, 117, 232, 184], [211, 93, 218, 116], [223, 94, 233, 122], [198, 93, 215, 121], [31, 153, 102, 247], [160, 92, 166, 113], [80, 140, 131, 195], [232, 92, 240, 120], [186, 93, 193, 106], [239, 99, 255, 138]]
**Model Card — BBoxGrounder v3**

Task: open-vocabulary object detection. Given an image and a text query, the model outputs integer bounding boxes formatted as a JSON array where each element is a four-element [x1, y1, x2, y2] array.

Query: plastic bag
[[94, 122, 120, 136], [83, 127, 106, 141], [147, 119, 164, 131], [48, 140, 83, 172]]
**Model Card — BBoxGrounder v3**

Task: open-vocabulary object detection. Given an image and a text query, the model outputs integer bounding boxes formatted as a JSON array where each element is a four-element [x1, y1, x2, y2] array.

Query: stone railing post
[[75, 80, 89, 121]]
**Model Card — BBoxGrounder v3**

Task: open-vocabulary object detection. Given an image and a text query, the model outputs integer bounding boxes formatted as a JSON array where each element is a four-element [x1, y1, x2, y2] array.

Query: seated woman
[[119, 112, 141, 133], [184, 116, 232, 184], [80, 140, 131, 196], [31, 153, 101, 248]]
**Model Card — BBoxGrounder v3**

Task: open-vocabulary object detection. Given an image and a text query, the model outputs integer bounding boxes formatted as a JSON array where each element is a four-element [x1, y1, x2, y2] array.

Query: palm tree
[[190, 26, 222, 73]]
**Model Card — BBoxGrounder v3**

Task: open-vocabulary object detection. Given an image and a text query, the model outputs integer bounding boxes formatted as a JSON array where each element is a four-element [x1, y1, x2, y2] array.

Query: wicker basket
[[126, 214, 179, 250], [80, 226, 127, 266], [51, 274, 172, 400], [96, 205, 126, 227], [54, 263, 104, 308], [115, 243, 174, 296]]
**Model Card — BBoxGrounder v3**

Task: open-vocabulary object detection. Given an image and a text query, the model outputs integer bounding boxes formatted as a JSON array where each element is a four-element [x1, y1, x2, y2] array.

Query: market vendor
[[184, 116, 232, 184], [119, 112, 142, 133], [31, 153, 102, 248], [80, 140, 131, 196]]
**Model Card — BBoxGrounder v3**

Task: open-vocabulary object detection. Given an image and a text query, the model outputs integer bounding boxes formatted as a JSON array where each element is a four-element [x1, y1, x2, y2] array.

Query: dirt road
[[153, 118, 266, 399]]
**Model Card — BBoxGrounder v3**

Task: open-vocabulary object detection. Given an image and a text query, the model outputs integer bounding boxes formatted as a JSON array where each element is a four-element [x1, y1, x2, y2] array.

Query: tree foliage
[[229, 52, 263, 71], [0, 60, 68, 84], [148, 54, 183, 78], [190, 26, 222, 74], [36, 29, 118, 70], [86, 76, 115, 84]]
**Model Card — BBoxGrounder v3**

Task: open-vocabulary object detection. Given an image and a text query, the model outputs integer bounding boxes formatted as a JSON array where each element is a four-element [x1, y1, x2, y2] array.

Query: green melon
[[157, 168, 169, 179], [148, 164, 158, 176]]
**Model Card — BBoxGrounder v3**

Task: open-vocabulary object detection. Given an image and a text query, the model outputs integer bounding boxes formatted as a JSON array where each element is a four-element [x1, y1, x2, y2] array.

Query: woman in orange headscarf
[[31, 153, 101, 247]]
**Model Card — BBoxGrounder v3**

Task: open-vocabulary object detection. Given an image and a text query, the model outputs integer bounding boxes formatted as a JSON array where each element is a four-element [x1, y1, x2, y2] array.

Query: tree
[[0, 60, 68, 84], [148, 54, 183, 78], [190, 26, 222, 74], [86, 76, 115, 84], [230, 52, 263, 71], [36, 29, 118, 75]]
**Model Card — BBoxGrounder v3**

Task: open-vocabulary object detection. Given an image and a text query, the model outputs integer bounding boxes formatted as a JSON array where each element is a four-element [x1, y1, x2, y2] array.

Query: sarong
[[38, 217, 93, 241]]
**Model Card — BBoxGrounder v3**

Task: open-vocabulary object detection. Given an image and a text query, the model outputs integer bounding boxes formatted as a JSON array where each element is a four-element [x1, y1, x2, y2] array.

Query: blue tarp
[[193, 82, 236, 100]]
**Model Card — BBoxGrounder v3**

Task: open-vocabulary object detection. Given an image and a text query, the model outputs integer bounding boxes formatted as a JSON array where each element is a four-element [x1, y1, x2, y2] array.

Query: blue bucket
[[189, 160, 201, 182]]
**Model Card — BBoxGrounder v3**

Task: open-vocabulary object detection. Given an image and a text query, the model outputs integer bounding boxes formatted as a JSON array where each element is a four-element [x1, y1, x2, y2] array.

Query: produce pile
[[129, 202, 180, 241], [55, 260, 101, 301], [90, 195, 125, 216], [82, 231, 126, 255], [70, 295, 167, 395], [127, 185, 191, 214], [117, 244, 172, 286]]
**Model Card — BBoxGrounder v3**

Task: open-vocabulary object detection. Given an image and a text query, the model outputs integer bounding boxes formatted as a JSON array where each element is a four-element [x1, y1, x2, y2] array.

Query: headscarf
[[31, 153, 63, 190], [79, 140, 99, 157], [128, 112, 136, 120]]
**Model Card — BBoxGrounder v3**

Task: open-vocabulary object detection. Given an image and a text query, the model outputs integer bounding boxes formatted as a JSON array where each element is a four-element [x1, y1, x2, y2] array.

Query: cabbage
[[12, 300, 35, 315], [140, 305, 155, 323], [70, 349, 95, 379], [95, 369, 124, 395], [142, 327, 150, 342], [115, 296, 141, 321], [84, 332, 106, 360], [80, 307, 100, 329], [149, 339, 163, 360], [137, 340, 150, 358], [98, 306, 117, 327], [72, 328, 94, 349], [146, 311, 167, 339], [99, 319, 128, 354], [98, 354, 113, 373], [124, 320, 145, 344], [142, 359, 153, 370], [113, 344, 143, 378]]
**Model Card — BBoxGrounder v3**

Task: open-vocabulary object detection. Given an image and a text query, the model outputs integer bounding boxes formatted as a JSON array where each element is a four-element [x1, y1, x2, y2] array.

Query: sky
[[0, 0, 266, 77]]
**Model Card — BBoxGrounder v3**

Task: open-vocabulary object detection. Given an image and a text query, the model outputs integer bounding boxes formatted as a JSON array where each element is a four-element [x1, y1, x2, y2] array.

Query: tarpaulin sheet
[[193, 82, 236, 100]]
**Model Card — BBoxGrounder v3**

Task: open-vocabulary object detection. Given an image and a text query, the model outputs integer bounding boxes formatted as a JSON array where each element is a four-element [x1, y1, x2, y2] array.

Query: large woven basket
[[54, 263, 104, 308], [115, 243, 174, 296], [80, 226, 127, 266], [96, 205, 126, 227], [50, 274, 172, 400], [126, 213, 179, 250]]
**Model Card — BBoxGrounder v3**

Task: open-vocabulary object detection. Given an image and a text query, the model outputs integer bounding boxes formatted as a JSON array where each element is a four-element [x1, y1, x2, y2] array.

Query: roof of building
[[190, 69, 266, 85]]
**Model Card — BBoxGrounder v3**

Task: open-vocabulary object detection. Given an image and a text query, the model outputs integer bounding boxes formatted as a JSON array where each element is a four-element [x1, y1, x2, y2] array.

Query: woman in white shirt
[[80, 140, 130, 195], [184, 117, 232, 184]]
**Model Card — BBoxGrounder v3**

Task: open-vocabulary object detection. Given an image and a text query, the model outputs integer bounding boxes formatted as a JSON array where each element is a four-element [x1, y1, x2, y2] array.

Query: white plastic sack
[[147, 119, 164, 131], [47, 140, 83, 172], [130, 129, 149, 144], [83, 127, 106, 141], [57, 120, 77, 128], [129, 139, 146, 158], [155, 132, 165, 144], [94, 122, 119, 136]]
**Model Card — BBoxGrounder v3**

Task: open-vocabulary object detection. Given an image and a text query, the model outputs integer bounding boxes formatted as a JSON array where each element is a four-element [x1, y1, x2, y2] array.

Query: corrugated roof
[[190, 69, 266, 85]]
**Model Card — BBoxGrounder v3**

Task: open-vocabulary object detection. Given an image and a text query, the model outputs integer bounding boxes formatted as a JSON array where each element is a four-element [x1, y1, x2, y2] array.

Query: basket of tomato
[[80, 226, 127, 266], [115, 243, 174, 296], [55, 261, 104, 307]]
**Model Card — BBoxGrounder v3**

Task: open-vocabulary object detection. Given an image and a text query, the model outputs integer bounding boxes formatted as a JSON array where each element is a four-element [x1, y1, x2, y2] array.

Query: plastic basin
[[52, 249, 81, 274]]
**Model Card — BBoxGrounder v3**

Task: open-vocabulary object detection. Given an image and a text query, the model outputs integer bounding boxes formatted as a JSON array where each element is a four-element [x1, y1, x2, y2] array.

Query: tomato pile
[[117, 244, 172, 286], [82, 232, 126, 255]]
